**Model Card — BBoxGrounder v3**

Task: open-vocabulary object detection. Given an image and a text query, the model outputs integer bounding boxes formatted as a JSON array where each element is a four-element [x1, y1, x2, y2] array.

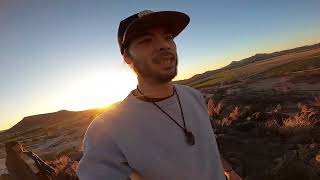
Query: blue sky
[[1, 0, 320, 130]]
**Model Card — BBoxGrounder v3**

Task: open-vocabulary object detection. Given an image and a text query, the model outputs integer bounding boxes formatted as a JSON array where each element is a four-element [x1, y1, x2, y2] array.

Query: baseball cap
[[117, 10, 190, 54]]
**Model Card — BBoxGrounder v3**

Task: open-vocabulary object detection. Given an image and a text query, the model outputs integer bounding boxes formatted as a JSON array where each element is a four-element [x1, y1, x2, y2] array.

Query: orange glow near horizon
[[0, 69, 138, 131], [59, 69, 138, 111]]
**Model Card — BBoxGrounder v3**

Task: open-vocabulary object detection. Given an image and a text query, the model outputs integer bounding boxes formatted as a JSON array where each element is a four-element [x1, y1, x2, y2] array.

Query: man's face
[[124, 27, 178, 83]]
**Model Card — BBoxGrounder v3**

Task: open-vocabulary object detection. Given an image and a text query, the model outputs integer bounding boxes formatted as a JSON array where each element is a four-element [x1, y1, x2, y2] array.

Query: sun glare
[[62, 69, 137, 111]]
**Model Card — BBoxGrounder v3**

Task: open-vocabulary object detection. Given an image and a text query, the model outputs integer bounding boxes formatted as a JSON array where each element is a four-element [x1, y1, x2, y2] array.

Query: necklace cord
[[136, 86, 188, 133]]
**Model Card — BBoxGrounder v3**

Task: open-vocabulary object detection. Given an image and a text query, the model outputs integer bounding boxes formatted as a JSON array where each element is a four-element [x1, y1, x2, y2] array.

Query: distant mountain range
[[176, 43, 320, 87], [4, 109, 106, 136]]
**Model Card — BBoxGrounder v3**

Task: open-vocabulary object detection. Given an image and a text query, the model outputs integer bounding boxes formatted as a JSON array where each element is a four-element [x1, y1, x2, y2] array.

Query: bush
[[46, 155, 79, 180], [229, 106, 241, 121], [283, 116, 313, 128], [207, 98, 223, 118]]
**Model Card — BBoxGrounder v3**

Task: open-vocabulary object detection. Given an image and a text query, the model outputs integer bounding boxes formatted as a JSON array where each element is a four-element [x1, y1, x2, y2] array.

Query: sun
[[62, 69, 137, 111]]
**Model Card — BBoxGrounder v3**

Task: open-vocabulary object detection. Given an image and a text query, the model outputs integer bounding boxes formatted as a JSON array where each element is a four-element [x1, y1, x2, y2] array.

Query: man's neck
[[136, 79, 174, 99]]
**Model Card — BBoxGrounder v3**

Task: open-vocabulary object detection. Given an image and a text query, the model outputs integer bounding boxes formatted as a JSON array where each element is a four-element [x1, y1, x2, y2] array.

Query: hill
[[7, 109, 102, 134], [176, 43, 320, 88]]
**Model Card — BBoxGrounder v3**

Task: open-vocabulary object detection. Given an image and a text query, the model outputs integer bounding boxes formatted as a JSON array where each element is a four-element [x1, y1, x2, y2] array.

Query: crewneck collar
[[132, 88, 175, 102], [125, 84, 180, 107]]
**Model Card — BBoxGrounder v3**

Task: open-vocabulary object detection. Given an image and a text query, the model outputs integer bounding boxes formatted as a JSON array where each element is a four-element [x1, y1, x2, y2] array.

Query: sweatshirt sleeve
[[77, 117, 133, 180], [182, 84, 208, 112]]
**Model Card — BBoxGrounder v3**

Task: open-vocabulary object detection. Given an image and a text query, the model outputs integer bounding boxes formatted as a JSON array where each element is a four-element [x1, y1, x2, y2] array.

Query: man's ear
[[123, 49, 133, 65]]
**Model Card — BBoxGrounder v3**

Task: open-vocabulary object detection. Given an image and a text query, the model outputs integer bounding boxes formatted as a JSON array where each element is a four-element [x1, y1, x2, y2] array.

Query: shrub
[[46, 155, 79, 180], [207, 98, 223, 118], [229, 106, 241, 121], [283, 116, 313, 128]]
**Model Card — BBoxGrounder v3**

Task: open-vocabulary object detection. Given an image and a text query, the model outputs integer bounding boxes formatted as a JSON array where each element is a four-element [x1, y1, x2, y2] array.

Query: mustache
[[152, 51, 176, 64]]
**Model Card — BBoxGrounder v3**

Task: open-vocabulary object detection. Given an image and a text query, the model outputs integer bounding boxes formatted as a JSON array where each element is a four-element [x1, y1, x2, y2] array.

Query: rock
[[5, 141, 56, 180], [234, 121, 257, 132], [250, 112, 270, 122]]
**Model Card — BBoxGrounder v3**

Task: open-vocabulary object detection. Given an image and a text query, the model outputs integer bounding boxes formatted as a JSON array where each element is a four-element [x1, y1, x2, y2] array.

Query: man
[[5, 141, 56, 180], [77, 10, 242, 180]]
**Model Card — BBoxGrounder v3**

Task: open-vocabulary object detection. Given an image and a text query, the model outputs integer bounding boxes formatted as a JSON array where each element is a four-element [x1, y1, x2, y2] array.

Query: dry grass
[[265, 119, 280, 129], [276, 97, 320, 138], [46, 155, 79, 180], [283, 116, 313, 128], [280, 96, 320, 129], [217, 106, 241, 127], [229, 106, 241, 121], [313, 96, 320, 106], [207, 98, 223, 118], [220, 117, 230, 127]]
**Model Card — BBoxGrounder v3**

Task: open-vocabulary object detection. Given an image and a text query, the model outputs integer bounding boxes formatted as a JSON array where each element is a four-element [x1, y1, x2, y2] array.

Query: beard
[[129, 51, 178, 84]]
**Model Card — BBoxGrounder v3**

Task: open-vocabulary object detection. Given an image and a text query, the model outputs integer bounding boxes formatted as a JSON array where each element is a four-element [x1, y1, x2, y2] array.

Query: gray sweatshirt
[[77, 84, 225, 180]]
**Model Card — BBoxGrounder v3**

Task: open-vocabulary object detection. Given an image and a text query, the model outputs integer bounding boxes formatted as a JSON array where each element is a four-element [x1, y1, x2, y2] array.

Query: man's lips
[[153, 52, 176, 65], [155, 57, 175, 67]]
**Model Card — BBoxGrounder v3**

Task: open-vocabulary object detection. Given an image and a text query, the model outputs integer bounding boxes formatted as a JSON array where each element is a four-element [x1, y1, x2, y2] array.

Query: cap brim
[[122, 11, 190, 46]]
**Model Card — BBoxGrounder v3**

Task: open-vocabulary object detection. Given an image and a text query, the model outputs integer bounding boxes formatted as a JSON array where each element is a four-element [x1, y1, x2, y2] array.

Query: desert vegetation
[[209, 95, 320, 180]]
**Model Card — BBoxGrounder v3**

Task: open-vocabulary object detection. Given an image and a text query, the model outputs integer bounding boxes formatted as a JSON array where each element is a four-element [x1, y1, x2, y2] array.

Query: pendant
[[186, 131, 195, 146]]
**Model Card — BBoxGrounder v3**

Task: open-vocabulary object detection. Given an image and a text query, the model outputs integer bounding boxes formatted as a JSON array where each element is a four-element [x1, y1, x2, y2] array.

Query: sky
[[1, 0, 320, 130]]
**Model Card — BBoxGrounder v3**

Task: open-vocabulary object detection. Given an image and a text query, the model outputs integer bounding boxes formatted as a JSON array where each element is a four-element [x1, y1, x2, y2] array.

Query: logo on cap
[[137, 10, 154, 18]]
